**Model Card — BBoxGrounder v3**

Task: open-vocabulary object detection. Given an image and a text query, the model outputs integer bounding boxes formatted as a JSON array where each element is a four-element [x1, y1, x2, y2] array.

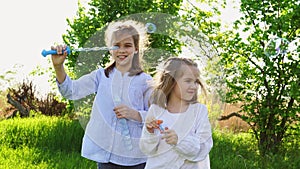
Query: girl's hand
[[145, 116, 160, 133], [51, 45, 68, 68], [162, 128, 178, 145], [113, 104, 141, 121]]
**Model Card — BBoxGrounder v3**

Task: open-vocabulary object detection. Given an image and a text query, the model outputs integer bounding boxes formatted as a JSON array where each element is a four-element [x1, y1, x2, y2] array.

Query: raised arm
[[51, 45, 68, 84]]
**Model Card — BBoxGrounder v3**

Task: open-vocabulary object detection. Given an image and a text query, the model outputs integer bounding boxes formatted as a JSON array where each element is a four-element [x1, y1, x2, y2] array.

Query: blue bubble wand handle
[[41, 46, 119, 57], [41, 47, 71, 57]]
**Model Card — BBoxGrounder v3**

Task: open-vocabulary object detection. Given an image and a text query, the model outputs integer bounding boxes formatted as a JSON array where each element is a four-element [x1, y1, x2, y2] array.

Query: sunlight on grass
[[210, 129, 300, 169], [0, 145, 96, 169], [0, 116, 299, 169]]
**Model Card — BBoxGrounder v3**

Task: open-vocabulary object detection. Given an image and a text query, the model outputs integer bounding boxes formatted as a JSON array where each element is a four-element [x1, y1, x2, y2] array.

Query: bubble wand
[[41, 22, 156, 57], [41, 46, 119, 57], [156, 120, 166, 133]]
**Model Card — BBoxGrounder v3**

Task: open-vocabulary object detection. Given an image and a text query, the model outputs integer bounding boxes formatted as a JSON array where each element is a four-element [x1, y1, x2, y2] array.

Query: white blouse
[[58, 67, 152, 165], [139, 103, 213, 169]]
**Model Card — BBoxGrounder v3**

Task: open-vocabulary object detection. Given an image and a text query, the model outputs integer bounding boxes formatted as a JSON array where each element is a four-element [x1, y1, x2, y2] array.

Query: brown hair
[[150, 57, 206, 108], [104, 20, 149, 77]]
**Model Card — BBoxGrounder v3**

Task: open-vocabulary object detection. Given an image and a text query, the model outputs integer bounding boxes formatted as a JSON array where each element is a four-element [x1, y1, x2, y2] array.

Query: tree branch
[[218, 112, 243, 121], [6, 93, 29, 117]]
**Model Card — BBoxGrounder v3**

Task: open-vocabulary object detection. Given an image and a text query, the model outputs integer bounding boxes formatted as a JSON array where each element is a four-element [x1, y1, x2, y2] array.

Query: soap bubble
[[264, 37, 290, 58], [73, 12, 217, 158], [287, 38, 300, 60], [145, 22, 157, 33], [287, 38, 299, 52]]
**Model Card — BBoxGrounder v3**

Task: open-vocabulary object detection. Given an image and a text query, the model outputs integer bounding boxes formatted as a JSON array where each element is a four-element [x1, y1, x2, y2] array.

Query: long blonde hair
[[150, 57, 206, 108], [104, 20, 149, 77]]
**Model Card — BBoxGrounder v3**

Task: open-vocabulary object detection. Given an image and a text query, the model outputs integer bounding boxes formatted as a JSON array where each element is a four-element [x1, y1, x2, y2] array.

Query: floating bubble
[[145, 22, 157, 33], [287, 38, 300, 60], [287, 38, 299, 52], [72, 13, 217, 158], [264, 37, 290, 58]]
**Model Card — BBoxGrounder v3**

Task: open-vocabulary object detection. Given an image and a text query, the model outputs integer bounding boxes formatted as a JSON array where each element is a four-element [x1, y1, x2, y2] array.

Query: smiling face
[[170, 65, 200, 104], [110, 32, 137, 73]]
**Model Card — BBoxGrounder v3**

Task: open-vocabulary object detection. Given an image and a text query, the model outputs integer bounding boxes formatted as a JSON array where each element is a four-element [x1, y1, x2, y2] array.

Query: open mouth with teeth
[[118, 55, 128, 61]]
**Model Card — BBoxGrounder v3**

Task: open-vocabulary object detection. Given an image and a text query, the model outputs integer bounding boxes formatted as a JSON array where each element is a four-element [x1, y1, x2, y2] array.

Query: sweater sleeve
[[139, 105, 160, 156], [173, 104, 213, 162], [57, 69, 100, 100]]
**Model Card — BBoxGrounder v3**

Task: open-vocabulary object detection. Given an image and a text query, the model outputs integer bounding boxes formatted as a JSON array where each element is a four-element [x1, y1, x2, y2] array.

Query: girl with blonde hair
[[140, 57, 213, 169], [51, 19, 152, 169]]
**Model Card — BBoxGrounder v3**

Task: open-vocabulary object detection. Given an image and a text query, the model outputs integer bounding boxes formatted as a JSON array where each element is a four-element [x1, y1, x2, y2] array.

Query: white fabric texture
[[139, 103, 213, 169]]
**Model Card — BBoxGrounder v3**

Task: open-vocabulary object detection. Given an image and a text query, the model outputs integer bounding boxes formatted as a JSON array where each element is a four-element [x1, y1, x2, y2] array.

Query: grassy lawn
[[210, 130, 300, 169], [0, 116, 299, 169], [0, 116, 96, 169], [0, 145, 96, 169]]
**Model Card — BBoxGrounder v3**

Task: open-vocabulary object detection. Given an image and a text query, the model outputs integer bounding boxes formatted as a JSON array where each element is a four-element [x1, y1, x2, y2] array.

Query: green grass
[[0, 116, 299, 169], [210, 129, 300, 169], [0, 145, 95, 169], [0, 116, 83, 152], [0, 116, 96, 169]]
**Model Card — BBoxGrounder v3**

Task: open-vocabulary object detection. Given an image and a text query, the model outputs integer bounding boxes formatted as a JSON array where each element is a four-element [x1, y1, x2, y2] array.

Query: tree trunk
[[6, 94, 29, 117]]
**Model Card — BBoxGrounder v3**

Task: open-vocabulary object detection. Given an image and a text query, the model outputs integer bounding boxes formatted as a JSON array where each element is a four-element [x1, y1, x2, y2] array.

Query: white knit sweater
[[139, 103, 213, 169]]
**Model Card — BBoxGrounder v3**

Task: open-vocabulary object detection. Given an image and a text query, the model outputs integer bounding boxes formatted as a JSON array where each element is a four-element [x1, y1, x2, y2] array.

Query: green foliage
[[0, 116, 94, 169], [60, 0, 224, 119], [210, 130, 300, 169], [1, 118, 299, 168], [63, 0, 184, 76], [0, 146, 95, 169], [0, 116, 83, 152], [214, 0, 300, 155], [59, 0, 186, 114]]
